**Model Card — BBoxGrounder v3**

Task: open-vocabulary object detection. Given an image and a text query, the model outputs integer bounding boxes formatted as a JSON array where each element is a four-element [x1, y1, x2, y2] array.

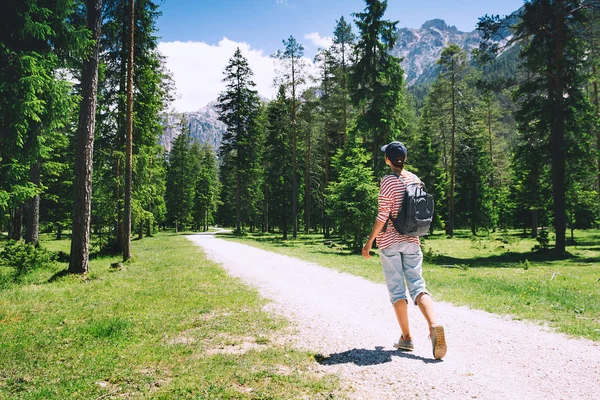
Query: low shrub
[[0, 240, 54, 278], [532, 229, 550, 252]]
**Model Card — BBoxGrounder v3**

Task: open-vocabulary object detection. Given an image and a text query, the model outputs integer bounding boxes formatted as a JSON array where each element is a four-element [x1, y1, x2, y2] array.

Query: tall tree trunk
[[235, 172, 241, 233], [471, 188, 476, 236], [263, 183, 269, 233], [324, 124, 330, 239], [205, 208, 209, 232], [342, 42, 348, 145], [291, 55, 298, 239], [304, 126, 311, 234], [116, 158, 123, 252], [551, 3, 566, 255], [593, 64, 600, 208], [115, 1, 128, 254], [123, 0, 134, 261], [447, 63, 456, 237], [25, 161, 41, 246], [146, 156, 153, 237], [531, 209, 538, 239], [234, 73, 242, 234], [9, 206, 24, 240], [146, 204, 152, 237], [69, 0, 103, 274], [57, 222, 63, 240], [488, 105, 494, 189]]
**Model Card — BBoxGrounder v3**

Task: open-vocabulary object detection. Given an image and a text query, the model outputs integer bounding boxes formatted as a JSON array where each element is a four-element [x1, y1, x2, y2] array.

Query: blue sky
[[156, 0, 525, 112], [157, 0, 524, 54]]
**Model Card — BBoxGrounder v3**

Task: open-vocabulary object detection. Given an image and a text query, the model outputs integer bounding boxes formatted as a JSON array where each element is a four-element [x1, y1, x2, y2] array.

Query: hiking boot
[[430, 324, 447, 360], [393, 335, 414, 351]]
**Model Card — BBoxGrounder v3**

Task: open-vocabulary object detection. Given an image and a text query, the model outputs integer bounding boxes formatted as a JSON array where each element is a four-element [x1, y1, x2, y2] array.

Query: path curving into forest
[[187, 233, 600, 400]]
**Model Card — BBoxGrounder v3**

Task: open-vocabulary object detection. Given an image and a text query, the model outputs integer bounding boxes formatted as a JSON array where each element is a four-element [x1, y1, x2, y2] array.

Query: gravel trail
[[187, 233, 600, 400]]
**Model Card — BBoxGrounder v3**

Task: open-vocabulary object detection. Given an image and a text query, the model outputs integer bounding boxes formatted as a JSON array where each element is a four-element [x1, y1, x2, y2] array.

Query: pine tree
[[217, 48, 263, 234], [193, 143, 220, 232], [416, 45, 495, 234], [511, 85, 553, 237], [132, 145, 166, 238], [123, 0, 135, 261], [70, 0, 104, 274], [455, 95, 494, 235], [412, 87, 447, 232], [585, 7, 600, 214], [165, 119, 195, 232], [0, 0, 85, 244], [40, 85, 78, 240], [480, 90, 511, 230], [327, 141, 379, 253], [479, 0, 599, 254], [564, 94, 599, 238], [298, 88, 324, 233], [351, 0, 408, 177], [273, 36, 307, 239], [314, 17, 356, 237], [332, 16, 356, 146], [314, 47, 337, 237], [130, 6, 172, 239], [95, 0, 170, 251], [436, 44, 472, 236], [264, 86, 293, 238]]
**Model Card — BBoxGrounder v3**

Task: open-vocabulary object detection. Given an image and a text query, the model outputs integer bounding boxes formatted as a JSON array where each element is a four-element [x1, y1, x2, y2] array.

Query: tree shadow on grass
[[47, 269, 70, 283], [313, 250, 359, 257], [186, 231, 225, 236], [315, 346, 440, 366], [427, 249, 600, 268], [217, 233, 277, 242]]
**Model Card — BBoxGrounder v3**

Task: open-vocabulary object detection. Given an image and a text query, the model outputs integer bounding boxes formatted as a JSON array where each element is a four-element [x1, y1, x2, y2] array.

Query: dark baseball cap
[[381, 141, 407, 162]]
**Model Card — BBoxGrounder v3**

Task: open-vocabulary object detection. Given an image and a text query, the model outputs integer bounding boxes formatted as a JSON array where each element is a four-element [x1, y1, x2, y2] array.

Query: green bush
[[532, 229, 550, 252], [327, 144, 379, 253], [0, 240, 54, 277]]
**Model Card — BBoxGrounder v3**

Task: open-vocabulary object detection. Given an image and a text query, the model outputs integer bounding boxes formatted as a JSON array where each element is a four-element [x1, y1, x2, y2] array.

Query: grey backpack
[[389, 175, 434, 237]]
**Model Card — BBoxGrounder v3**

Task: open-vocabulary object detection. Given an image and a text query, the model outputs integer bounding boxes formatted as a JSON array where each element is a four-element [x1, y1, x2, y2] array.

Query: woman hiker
[[362, 141, 447, 360]]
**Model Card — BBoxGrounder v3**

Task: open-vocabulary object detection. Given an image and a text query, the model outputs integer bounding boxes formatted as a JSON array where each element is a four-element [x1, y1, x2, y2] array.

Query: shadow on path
[[316, 346, 440, 366]]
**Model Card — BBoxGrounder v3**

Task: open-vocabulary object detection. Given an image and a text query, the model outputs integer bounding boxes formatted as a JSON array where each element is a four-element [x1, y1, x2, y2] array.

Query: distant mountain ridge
[[161, 101, 225, 154], [161, 15, 520, 152], [393, 19, 482, 86]]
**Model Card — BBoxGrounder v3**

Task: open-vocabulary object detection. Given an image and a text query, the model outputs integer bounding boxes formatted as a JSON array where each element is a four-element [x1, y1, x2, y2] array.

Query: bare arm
[[362, 219, 386, 259]]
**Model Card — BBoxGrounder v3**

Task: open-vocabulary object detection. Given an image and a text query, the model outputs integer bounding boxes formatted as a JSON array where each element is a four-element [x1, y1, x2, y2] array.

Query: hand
[[362, 241, 372, 259]]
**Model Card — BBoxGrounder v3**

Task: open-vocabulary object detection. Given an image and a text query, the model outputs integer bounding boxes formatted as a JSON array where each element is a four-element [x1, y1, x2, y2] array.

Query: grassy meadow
[[222, 229, 600, 341], [0, 233, 340, 399]]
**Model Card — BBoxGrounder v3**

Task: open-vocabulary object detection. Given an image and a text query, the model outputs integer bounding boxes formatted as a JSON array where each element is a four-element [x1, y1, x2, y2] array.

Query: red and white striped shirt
[[376, 172, 421, 249]]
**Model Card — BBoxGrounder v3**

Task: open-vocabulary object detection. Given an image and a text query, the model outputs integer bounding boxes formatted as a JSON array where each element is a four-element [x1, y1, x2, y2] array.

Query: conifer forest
[[2, 0, 600, 271]]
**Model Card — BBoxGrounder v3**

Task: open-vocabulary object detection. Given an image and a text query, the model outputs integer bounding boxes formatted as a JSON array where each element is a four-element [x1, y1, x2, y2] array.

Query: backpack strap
[[385, 174, 407, 227]]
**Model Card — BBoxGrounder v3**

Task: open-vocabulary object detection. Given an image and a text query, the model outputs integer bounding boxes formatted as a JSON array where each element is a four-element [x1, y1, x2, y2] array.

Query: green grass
[[222, 229, 600, 341], [0, 233, 340, 399]]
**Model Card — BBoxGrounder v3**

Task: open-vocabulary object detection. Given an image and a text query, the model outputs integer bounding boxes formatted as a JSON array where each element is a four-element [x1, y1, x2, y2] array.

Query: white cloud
[[158, 38, 280, 112], [276, 0, 295, 8], [158, 38, 321, 112], [304, 32, 333, 49]]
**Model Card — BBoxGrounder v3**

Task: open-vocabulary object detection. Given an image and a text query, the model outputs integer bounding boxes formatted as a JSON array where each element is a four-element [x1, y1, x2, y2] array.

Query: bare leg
[[416, 292, 437, 331], [393, 299, 411, 338], [418, 293, 447, 359]]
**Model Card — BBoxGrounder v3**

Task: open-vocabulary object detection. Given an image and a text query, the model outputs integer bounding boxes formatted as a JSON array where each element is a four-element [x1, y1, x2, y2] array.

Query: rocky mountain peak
[[420, 19, 457, 32], [160, 102, 225, 154], [393, 20, 481, 86]]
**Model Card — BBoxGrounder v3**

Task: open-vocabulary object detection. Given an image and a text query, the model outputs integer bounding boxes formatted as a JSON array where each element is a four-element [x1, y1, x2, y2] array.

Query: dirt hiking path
[[187, 234, 600, 400]]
